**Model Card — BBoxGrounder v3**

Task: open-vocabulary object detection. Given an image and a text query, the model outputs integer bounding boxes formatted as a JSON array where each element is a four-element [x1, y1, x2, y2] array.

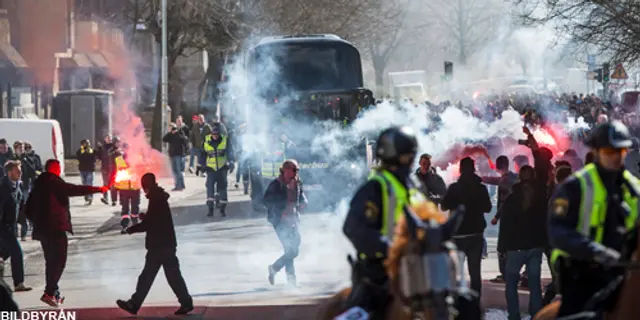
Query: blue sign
[[587, 55, 596, 72]]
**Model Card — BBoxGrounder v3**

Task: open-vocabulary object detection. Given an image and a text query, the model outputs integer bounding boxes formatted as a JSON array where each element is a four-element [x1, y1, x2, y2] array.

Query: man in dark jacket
[[117, 173, 193, 315], [500, 165, 547, 320], [163, 123, 188, 191], [0, 161, 31, 292], [11, 141, 36, 240], [95, 135, 116, 205], [76, 139, 97, 205], [482, 155, 518, 283], [22, 142, 42, 176], [25, 159, 107, 307], [0, 139, 13, 178], [264, 159, 307, 287], [415, 153, 447, 204], [441, 157, 492, 298]]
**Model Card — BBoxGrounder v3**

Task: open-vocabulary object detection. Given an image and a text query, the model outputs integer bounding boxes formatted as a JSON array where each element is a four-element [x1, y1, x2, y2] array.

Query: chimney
[[0, 9, 10, 44], [67, 0, 75, 49]]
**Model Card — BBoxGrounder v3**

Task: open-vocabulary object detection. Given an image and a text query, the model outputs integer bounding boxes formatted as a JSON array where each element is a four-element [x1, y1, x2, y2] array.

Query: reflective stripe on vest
[[551, 164, 640, 265], [203, 135, 228, 171], [360, 170, 424, 260], [261, 142, 285, 177], [113, 156, 140, 190]]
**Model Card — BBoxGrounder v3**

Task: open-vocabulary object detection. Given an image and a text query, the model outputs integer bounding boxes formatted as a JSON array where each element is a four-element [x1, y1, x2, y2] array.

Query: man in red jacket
[[25, 159, 107, 307]]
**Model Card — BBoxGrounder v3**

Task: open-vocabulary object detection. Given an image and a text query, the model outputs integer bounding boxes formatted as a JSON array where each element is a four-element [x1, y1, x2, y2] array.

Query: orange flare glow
[[115, 169, 133, 183]]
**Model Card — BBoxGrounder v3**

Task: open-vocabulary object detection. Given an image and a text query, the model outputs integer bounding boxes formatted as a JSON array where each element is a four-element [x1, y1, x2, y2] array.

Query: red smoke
[[94, 26, 170, 178], [15, 2, 169, 178], [434, 123, 572, 184], [433, 144, 495, 171]]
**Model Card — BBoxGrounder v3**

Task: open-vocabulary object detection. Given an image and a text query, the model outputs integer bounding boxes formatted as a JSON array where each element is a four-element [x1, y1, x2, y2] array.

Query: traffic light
[[602, 63, 610, 82], [444, 61, 453, 80], [594, 68, 603, 83]]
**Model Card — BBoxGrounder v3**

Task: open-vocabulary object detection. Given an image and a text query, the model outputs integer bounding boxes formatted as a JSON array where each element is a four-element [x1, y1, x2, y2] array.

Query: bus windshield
[[248, 41, 362, 95]]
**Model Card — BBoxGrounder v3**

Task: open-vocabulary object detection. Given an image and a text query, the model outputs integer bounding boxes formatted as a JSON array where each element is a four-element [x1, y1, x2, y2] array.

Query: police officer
[[341, 126, 424, 317], [203, 126, 235, 217], [113, 143, 141, 234], [549, 121, 640, 318]]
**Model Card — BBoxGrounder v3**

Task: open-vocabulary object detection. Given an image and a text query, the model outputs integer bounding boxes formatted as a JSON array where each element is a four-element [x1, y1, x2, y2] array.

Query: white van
[[0, 119, 65, 175]]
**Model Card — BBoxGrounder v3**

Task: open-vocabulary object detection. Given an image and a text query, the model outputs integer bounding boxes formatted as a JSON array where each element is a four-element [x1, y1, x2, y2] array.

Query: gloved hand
[[228, 162, 235, 173], [590, 242, 621, 267]]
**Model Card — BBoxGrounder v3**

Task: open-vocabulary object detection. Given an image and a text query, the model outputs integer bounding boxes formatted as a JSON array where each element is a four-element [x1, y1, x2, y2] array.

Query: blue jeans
[[170, 156, 185, 189], [189, 148, 202, 168], [0, 224, 25, 286], [272, 223, 301, 276], [505, 248, 544, 320], [80, 171, 94, 200], [482, 237, 488, 257]]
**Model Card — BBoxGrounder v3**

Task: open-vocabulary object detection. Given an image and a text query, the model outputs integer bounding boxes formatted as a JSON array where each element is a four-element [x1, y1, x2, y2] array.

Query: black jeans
[[271, 223, 301, 276], [0, 225, 24, 286], [40, 233, 68, 296], [130, 248, 192, 310], [454, 234, 484, 297], [542, 249, 558, 305]]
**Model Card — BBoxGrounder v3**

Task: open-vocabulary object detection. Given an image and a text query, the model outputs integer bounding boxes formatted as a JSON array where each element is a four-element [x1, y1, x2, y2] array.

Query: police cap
[[376, 126, 418, 164], [584, 121, 633, 149]]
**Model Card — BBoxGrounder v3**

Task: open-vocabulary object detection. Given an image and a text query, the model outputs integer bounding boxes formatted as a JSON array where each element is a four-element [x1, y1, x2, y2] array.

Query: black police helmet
[[376, 126, 418, 164], [584, 121, 633, 149]]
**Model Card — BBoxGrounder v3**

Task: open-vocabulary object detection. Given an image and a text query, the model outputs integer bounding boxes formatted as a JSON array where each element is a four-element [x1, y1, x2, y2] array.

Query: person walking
[[117, 173, 193, 315], [163, 123, 188, 191], [0, 161, 32, 292], [265, 160, 307, 287], [25, 159, 107, 307], [76, 139, 97, 206], [203, 126, 235, 217]]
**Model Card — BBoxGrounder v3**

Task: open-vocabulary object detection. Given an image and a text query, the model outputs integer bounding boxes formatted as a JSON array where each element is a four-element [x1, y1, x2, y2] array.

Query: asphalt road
[[8, 183, 546, 319]]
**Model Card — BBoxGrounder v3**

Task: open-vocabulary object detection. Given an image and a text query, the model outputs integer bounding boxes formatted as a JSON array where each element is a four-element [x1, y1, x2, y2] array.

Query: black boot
[[220, 205, 227, 217], [207, 207, 214, 217], [116, 299, 138, 315]]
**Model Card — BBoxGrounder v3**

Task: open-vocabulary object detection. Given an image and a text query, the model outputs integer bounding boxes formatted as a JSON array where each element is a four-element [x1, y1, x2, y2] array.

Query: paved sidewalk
[[17, 173, 240, 258]]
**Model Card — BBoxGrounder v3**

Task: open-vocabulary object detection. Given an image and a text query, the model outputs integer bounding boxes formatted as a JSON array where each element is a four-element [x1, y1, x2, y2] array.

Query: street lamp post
[[161, 0, 168, 141]]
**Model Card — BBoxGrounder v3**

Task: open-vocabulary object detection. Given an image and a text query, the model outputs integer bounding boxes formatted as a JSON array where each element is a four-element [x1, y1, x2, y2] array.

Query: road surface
[[6, 176, 548, 319]]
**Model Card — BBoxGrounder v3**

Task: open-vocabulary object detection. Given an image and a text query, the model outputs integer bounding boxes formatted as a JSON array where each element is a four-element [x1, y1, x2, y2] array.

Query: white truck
[[387, 70, 428, 102]]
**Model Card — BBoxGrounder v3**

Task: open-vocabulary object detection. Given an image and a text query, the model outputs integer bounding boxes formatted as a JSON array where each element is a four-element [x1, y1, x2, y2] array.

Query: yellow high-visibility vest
[[113, 156, 140, 190], [551, 163, 640, 265], [203, 135, 227, 171], [359, 169, 426, 260]]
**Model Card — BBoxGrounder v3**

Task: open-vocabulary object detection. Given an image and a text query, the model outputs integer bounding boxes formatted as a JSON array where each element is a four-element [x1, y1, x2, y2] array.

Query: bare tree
[[516, 0, 640, 65], [426, 0, 501, 65], [120, 0, 240, 150]]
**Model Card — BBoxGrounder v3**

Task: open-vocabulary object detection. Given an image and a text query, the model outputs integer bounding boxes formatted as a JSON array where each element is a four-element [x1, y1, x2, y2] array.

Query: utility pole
[[161, 0, 168, 142]]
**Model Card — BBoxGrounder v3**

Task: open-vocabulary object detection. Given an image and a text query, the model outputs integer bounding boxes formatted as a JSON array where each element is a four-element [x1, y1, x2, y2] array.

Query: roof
[[0, 43, 28, 68], [254, 35, 355, 49], [0, 118, 59, 125], [59, 51, 111, 69], [56, 88, 114, 96]]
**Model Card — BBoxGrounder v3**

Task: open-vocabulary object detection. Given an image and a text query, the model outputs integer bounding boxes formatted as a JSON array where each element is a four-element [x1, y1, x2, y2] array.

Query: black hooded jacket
[[26, 172, 102, 239], [128, 186, 177, 251], [441, 173, 492, 235]]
